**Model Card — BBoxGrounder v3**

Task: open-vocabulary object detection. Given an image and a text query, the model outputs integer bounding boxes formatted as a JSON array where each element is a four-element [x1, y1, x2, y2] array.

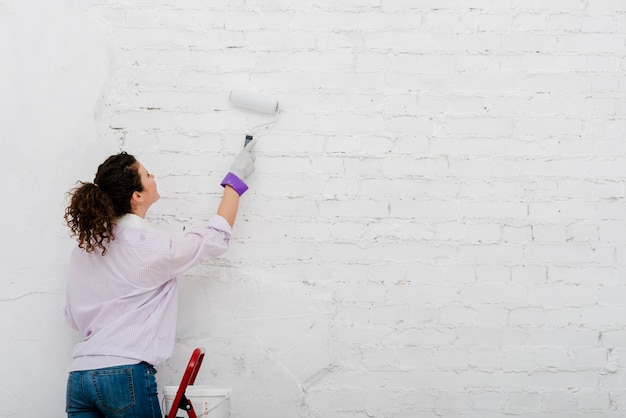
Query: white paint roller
[[229, 89, 280, 146], [230, 89, 279, 114]]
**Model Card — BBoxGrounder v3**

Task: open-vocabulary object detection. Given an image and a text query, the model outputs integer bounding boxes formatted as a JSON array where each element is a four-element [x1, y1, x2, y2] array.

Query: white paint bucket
[[163, 386, 231, 418]]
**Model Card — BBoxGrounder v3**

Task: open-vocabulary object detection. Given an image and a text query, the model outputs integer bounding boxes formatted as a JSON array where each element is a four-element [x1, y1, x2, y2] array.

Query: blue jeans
[[66, 362, 162, 418]]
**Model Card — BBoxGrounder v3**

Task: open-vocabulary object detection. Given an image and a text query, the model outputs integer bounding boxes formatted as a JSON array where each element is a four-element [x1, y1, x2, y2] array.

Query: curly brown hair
[[64, 152, 143, 255]]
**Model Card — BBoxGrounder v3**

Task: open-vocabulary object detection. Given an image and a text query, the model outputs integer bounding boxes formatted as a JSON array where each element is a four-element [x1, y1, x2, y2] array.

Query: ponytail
[[64, 152, 142, 255], [64, 182, 115, 254]]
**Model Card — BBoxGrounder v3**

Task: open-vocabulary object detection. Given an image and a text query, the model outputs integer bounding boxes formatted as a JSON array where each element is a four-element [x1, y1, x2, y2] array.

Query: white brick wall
[[2, 0, 626, 416]]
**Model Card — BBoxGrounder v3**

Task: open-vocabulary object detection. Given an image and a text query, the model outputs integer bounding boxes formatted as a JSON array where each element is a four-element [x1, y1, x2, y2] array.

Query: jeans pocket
[[92, 367, 136, 413]]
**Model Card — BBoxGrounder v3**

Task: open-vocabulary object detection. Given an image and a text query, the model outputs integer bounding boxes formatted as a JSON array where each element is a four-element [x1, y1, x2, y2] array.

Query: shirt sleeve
[[168, 214, 232, 276], [64, 299, 79, 331]]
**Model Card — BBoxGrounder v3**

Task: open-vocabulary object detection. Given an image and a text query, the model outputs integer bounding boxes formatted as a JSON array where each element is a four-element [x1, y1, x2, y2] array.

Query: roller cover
[[229, 89, 279, 114]]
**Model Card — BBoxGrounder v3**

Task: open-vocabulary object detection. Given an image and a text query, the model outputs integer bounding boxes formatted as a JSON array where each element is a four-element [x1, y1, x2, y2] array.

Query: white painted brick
[[459, 201, 528, 220], [386, 328, 456, 347], [507, 392, 542, 414], [475, 12, 514, 32], [362, 220, 433, 243], [379, 242, 456, 264], [381, 157, 449, 178], [536, 347, 572, 370], [529, 329, 599, 347], [547, 13, 583, 32], [391, 178, 456, 199], [471, 390, 506, 411], [448, 158, 520, 178], [503, 349, 536, 372], [529, 201, 596, 221], [457, 180, 524, 200], [544, 308, 584, 328], [433, 347, 469, 370], [587, 0, 626, 13], [596, 138, 626, 156], [435, 391, 472, 415], [525, 243, 594, 264], [601, 330, 626, 349], [435, 222, 501, 243], [456, 368, 532, 390], [509, 308, 545, 327], [524, 0, 587, 13], [512, 266, 547, 284], [559, 34, 626, 54], [523, 74, 592, 95], [475, 307, 509, 327], [474, 264, 511, 282], [364, 31, 433, 52], [530, 371, 599, 389], [591, 75, 624, 95], [502, 34, 558, 53], [460, 283, 528, 306], [469, 347, 504, 371], [439, 306, 476, 326], [391, 199, 458, 220], [289, 52, 354, 72], [318, 199, 388, 219], [246, 30, 316, 51], [312, 0, 379, 12], [528, 284, 597, 308], [333, 283, 386, 305], [513, 13, 547, 31], [110, 109, 179, 130], [458, 244, 524, 264], [567, 223, 599, 243], [572, 347, 608, 370], [599, 285, 626, 304], [559, 180, 624, 199], [503, 224, 533, 242], [577, 390, 611, 411]]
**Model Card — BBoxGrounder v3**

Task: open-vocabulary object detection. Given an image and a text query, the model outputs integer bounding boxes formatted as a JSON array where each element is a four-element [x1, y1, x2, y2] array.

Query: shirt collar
[[116, 213, 156, 231]]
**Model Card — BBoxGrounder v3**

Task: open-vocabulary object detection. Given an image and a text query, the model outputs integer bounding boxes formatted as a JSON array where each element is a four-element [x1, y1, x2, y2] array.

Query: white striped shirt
[[64, 213, 231, 371]]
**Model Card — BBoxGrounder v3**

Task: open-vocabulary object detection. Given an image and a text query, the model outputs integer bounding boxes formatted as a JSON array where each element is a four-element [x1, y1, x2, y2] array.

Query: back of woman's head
[[64, 152, 143, 254]]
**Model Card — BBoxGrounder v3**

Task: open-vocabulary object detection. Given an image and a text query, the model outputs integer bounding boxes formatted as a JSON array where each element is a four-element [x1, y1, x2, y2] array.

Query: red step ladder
[[167, 347, 205, 418]]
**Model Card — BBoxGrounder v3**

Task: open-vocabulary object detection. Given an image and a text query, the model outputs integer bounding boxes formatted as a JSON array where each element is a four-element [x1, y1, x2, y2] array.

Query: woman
[[63, 141, 256, 418]]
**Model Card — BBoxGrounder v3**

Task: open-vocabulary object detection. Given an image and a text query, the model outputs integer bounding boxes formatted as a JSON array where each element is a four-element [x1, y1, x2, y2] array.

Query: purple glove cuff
[[220, 172, 249, 196]]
